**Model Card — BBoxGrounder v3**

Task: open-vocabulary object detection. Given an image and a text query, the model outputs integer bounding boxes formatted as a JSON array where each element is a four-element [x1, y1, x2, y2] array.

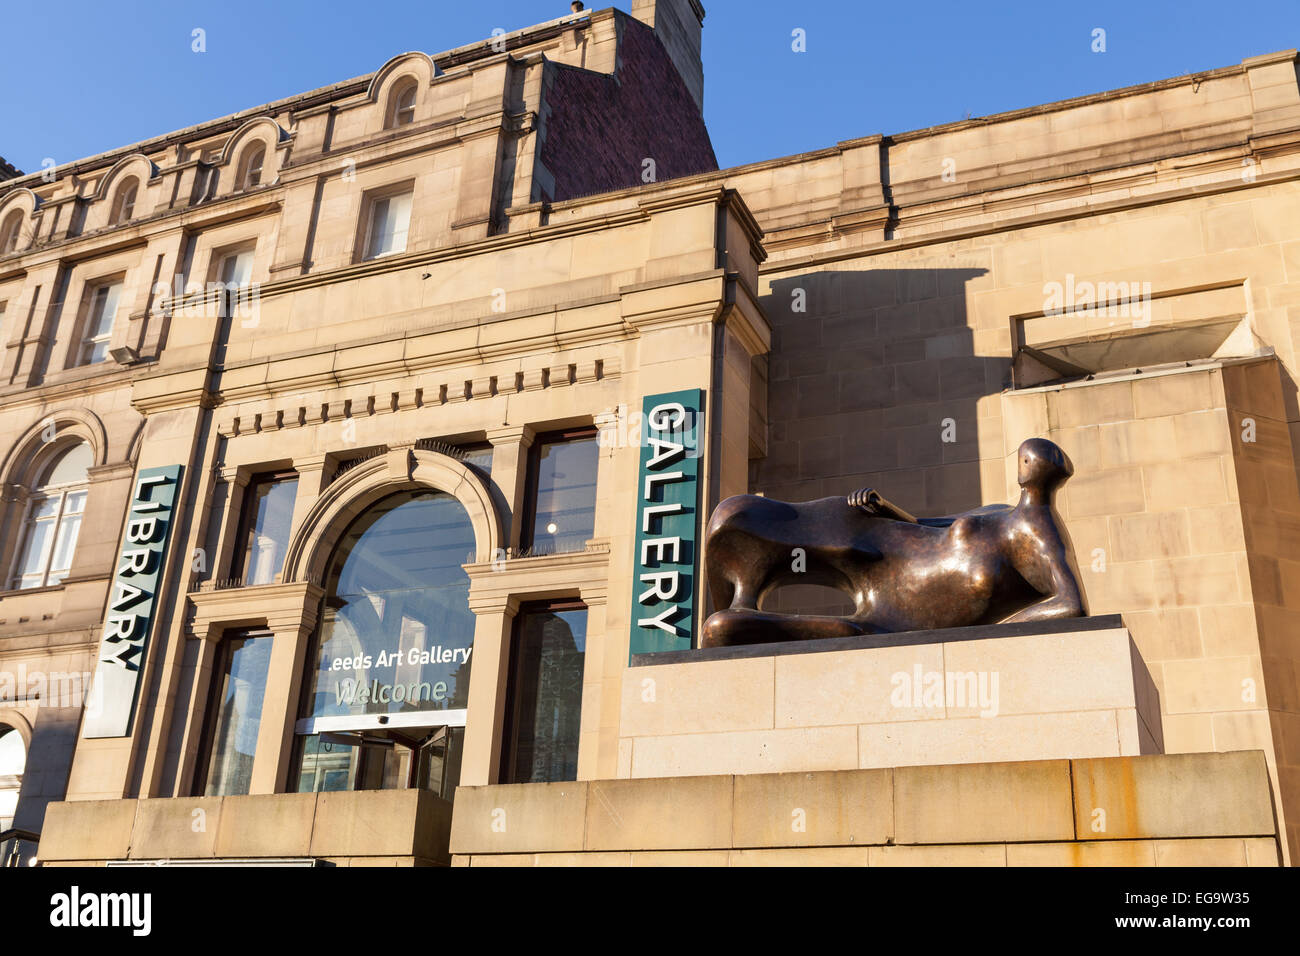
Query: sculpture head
[[1016, 438, 1073, 492]]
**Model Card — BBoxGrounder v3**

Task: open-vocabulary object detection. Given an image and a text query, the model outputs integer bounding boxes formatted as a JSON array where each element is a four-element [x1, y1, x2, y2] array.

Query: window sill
[[0, 582, 67, 600]]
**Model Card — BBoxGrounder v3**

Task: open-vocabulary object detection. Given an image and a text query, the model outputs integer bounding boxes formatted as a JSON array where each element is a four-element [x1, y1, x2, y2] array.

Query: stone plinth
[[617, 614, 1162, 778], [449, 752, 1280, 866], [452, 754, 1284, 868]]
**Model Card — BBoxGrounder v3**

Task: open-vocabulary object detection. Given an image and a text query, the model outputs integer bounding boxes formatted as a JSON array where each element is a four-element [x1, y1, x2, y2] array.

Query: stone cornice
[[186, 580, 326, 639], [465, 543, 611, 614]]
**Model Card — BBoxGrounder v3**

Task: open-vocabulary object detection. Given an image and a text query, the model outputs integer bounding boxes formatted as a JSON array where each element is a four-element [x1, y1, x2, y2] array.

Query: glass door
[[295, 724, 464, 798]]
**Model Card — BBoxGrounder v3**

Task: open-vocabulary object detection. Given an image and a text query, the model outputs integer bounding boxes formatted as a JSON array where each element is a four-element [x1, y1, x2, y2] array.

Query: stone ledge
[[449, 751, 1279, 864], [451, 837, 1281, 867], [39, 789, 454, 864]]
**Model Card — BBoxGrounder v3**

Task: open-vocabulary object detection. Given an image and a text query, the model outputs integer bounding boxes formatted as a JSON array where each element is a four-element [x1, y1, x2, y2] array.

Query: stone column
[[576, 590, 611, 780], [179, 624, 225, 794], [249, 599, 321, 794], [211, 466, 251, 583], [459, 594, 518, 786], [285, 453, 330, 578], [486, 425, 534, 555]]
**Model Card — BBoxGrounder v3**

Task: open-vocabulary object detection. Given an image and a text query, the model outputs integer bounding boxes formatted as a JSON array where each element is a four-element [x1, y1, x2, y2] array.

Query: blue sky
[[2, 0, 1298, 174]]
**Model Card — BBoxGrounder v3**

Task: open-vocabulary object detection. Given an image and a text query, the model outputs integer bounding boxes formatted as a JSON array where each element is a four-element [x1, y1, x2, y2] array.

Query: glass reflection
[[528, 434, 598, 555], [238, 476, 298, 585], [504, 606, 587, 784], [202, 633, 273, 796], [294, 489, 477, 795]]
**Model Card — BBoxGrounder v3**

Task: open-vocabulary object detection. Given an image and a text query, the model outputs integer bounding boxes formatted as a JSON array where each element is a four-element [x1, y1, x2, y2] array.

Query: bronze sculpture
[[701, 438, 1087, 646]]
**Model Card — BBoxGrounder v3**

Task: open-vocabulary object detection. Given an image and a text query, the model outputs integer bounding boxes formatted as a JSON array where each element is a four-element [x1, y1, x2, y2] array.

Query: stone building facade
[[3, 2, 1300, 866]]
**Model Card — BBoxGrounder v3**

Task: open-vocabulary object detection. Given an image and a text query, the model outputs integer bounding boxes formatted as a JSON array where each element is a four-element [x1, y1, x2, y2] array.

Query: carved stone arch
[[366, 52, 439, 103], [0, 408, 109, 489], [218, 117, 289, 166], [93, 154, 158, 228], [367, 53, 439, 133], [282, 448, 502, 588], [0, 187, 41, 253], [93, 153, 158, 201], [0, 186, 41, 216], [0, 709, 33, 749]]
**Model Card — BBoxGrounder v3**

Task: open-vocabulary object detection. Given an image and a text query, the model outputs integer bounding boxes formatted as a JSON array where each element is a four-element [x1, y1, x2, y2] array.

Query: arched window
[[9, 442, 92, 590], [287, 489, 477, 796], [110, 179, 138, 225], [237, 143, 266, 190], [386, 78, 418, 129], [0, 726, 24, 831], [0, 210, 23, 254]]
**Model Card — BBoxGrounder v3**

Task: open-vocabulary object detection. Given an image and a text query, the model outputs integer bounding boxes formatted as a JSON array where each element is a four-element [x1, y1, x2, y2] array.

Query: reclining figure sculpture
[[702, 438, 1087, 647]]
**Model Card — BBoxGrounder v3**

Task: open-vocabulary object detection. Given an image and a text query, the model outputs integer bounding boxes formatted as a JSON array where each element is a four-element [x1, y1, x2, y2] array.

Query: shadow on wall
[[755, 267, 1003, 616]]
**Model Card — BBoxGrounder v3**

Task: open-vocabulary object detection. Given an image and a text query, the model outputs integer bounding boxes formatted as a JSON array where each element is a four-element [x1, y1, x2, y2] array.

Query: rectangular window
[[363, 189, 412, 260], [218, 248, 254, 287], [500, 601, 587, 784], [78, 281, 122, 365], [196, 630, 274, 797], [231, 472, 298, 586], [523, 428, 599, 555]]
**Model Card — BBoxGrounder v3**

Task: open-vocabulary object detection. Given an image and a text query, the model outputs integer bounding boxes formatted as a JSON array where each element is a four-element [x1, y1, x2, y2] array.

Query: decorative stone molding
[[465, 541, 611, 614], [281, 447, 502, 585], [215, 355, 618, 438], [186, 580, 326, 641]]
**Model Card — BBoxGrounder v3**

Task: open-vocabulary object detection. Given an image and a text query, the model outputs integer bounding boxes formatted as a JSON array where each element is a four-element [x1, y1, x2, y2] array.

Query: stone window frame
[[0, 411, 108, 599], [354, 180, 416, 263], [90, 154, 156, 232], [109, 178, 139, 225], [0, 208, 24, 255], [364, 52, 438, 137], [212, 118, 287, 201], [385, 76, 420, 130], [68, 272, 127, 368], [236, 142, 267, 191]]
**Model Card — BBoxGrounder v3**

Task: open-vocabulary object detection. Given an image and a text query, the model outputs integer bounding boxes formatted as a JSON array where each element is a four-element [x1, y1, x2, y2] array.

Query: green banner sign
[[83, 464, 184, 738], [628, 389, 704, 659]]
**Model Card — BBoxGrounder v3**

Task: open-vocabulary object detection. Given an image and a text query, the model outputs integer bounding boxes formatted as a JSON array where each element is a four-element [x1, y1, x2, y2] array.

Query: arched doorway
[[291, 489, 476, 798]]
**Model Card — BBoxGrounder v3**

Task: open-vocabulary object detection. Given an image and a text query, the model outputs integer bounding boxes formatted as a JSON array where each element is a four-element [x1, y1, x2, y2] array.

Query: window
[[194, 630, 274, 796], [522, 428, 599, 555], [218, 248, 254, 288], [231, 472, 298, 586], [362, 189, 413, 260], [0, 210, 22, 254], [386, 78, 418, 129], [500, 601, 588, 784], [110, 179, 138, 224], [238, 143, 266, 189], [9, 442, 92, 590], [77, 280, 122, 365], [0, 726, 24, 830], [292, 489, 476, 797]]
